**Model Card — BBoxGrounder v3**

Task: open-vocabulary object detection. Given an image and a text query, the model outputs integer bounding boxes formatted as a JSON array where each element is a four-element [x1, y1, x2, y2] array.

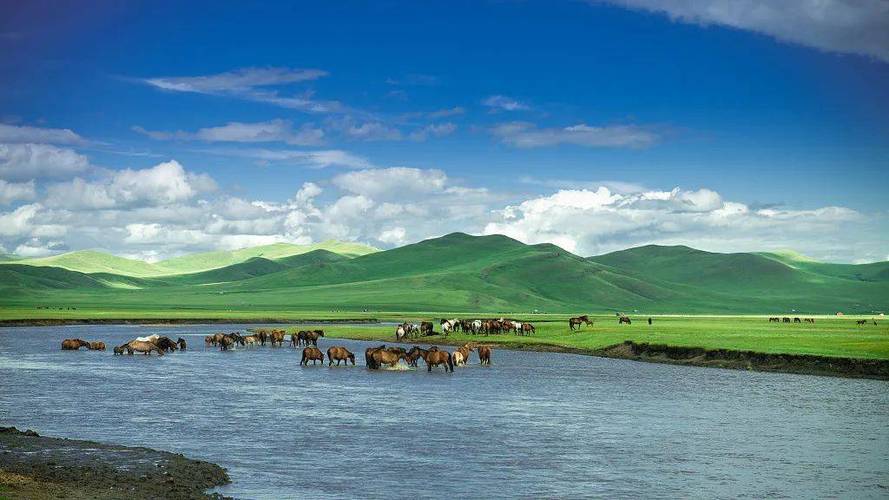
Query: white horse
[[471, 320, 482, 334], [406, 323, 420, 337], [395, 325, 407, 341], [134, 334, 160, 343]]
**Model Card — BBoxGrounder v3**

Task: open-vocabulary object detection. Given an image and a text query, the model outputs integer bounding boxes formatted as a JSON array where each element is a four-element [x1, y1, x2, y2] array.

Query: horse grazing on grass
[[568, 315, 593, 331], [857, 320, 868, 326], [804, 318, 815, 324], [768, 317, 780, 323], [618, 316, 632, 325], [520, 322, 535, 336], [782, 317, 791, 323], [793, 317, 801, 323]]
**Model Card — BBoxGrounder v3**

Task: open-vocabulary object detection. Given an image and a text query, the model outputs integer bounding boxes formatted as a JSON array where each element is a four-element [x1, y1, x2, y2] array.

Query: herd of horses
[[395, 318, 535, 340], [61, 327, 492, 372], [768, 317, 816, 323]]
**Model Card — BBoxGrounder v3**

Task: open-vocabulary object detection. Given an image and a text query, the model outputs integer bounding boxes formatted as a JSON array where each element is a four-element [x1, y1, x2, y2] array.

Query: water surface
[[1, 324, 887, 499]]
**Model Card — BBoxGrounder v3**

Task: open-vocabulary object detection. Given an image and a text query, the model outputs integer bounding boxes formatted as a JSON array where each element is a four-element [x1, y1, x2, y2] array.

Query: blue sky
[[1, 0, 887, 262]]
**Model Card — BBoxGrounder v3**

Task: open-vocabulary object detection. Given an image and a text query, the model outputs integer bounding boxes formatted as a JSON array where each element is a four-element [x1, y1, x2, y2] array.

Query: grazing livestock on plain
[[568, 315, 593, 331]]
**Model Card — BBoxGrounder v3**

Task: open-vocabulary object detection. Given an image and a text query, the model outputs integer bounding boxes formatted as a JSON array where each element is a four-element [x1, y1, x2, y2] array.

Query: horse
[[420, 321, 434, 336], [219, 333, 245, 351], [327, 346, 355, 366], [471, 320, 482, 334], [88, 341, 106, 351], [256, 330, 269, 346], [135, 334, 160, 343], [123, 340, 164, 356], [204, 335, 215, 346], [113, 345, 126, 355], [421, 348, 453, 372], [365, 345, 406, 369], [61, 339, 90, 350], [804, 318, 815, 324], [568, 315, 593, 331], [618, 316, 632, 325], [176, 337, 187, 350], [453, 343, 473, 366], [307, 330, 325, 346], [154, 336, 179, 352], [793, 317, 801, 323], [477, 345, 492, 365], [301, 347, 324, 366], [243, 335, 259, 347], [395, 325, 407, 341], [521, 322, 535, 335], [768, 317, 780, 323], [270, 330, 286, 347], [857, 319, 867, 326], [404, 346, 427, 367], [440, 319, 456, 335], [782, 317, 791, 323]]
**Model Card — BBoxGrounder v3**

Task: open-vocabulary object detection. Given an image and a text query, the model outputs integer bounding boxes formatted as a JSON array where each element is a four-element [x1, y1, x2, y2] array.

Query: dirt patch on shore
[[0, 427, 229, 499], [592, 341, 889, 380]]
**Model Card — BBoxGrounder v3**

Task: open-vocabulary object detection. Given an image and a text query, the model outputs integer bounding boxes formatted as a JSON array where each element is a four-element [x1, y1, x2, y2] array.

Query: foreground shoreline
[[0, 427, 230, 499]]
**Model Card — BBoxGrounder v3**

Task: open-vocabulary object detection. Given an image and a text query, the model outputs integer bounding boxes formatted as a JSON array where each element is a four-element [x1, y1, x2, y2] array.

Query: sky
[[1, 0, 887, 263]]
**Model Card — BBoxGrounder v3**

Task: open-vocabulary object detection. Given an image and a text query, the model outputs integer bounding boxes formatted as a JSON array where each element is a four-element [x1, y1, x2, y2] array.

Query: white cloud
[[134, 120, 324, 146], [0, 204, 42, 237], [45, 160, 216, 210], [14, 239, 62, 258], [144, 67, 327, 93], [492, 121, 659, 148], [600, 0, 889, 63], [409, 123, 457, 141], [221, 148, 374, 169], [344, 122, 403, 141], [0, 180, 36, 204], [483, 95, 530, 111], [378, 226, 407, 245], [0, 143, 90, 180], [142, 67, 343, 114], [0, 123, 85, 145], [332, 167, 448, 198]]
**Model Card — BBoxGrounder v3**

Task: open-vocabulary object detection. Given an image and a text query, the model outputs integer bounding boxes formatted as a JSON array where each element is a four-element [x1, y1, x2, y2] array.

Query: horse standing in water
[[453, 343, 473, 366], [477, 345, 492, 365]]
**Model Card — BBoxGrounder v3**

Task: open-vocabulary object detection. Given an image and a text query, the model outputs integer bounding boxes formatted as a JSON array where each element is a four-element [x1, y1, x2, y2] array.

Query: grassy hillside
[[10, 250, 166, 277], [152, 241, 377, 274], [0, 234, 886, 314]]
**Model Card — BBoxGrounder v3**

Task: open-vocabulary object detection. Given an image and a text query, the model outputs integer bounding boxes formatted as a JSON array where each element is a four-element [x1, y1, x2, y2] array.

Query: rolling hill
[[3, 241, 378, 277], [0, 234, 886, 314]]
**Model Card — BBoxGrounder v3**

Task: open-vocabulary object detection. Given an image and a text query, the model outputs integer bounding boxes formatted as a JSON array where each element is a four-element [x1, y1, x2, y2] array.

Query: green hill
[[9, 250, 166, 277], [0, 234, 886, 314]]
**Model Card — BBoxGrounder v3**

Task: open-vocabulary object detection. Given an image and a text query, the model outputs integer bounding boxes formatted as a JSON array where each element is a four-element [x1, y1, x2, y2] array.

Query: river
[[1, 324, 887, 499]]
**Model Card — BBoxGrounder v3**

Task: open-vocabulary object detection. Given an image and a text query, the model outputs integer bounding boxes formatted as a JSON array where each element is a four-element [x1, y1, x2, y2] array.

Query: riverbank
[[313, 323, 889, 380], [0, 317, 380, 327], [0, 427, 230, 499]]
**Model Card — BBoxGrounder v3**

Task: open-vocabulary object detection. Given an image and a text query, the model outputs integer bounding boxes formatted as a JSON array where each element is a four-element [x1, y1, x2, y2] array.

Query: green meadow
[[1, 233, 887, 361]]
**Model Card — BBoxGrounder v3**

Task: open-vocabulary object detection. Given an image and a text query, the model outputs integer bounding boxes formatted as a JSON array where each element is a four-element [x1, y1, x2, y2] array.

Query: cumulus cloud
[[2, 160, 884, 263], [133, 120, 324, 146], [599, 0, 889, 63], [0, 123, 85, 145], [491, 122, 659, 148], [142, 67, 343, 113], [45, 160, 216, 210], [0, 143, 90, 180], [483, 186, 878, 261], [483, 95, 530, 111], [0, 180, 36, 204]]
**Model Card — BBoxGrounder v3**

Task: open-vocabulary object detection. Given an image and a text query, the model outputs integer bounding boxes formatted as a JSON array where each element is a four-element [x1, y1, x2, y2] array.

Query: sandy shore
[[0, 427, 230, 499]]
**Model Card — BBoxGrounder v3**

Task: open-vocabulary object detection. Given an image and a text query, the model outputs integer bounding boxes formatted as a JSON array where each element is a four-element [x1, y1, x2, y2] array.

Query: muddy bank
[[0, 427, 229, 499], [0, 317, 380, 327], [590, 341, 889, 380]]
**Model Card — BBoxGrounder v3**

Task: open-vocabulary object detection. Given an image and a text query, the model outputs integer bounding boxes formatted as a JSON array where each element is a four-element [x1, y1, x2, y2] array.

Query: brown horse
[[61, 339, 91, 350], [421, 348, 453, 372], [88, 341, 106, 351], [123, 340, 164, 356], [768, 317, 780, 323], [804, 318, 815, 324], [857, 319, 868, 326], [301, 347, 324, 365], [569, 315, 593, 331], [304, 330, 324, 346], [270, 330, 284, 347], [618, 316, 631, 325], [113, 344, 125, 355], [453, 343, 473, 366], [327, 346, 355, 366], [365, 345, 406, 369], [420, 321, 434, 336], [520, 322, 535, 335], [477, 345, 492, 365], [154, 336, 179, 352]]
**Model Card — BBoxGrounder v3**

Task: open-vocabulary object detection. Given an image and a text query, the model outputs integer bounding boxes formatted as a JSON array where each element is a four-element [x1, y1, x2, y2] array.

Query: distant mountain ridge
[[3, 241, 379, 277], [1, 234, 886, 313]]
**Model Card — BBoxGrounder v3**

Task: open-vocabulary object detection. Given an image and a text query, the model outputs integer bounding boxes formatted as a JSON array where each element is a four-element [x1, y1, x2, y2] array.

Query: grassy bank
[[301, 315, 889, 360]]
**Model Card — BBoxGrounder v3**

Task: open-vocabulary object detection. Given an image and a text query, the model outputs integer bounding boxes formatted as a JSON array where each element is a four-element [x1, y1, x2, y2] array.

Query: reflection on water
[[1, 324, 888, 499]]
